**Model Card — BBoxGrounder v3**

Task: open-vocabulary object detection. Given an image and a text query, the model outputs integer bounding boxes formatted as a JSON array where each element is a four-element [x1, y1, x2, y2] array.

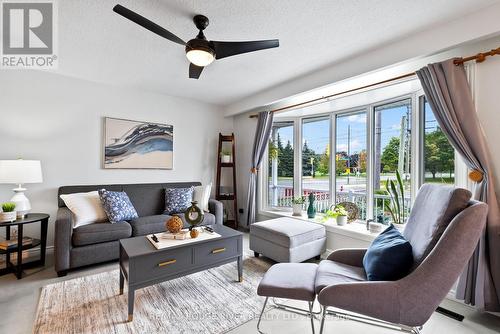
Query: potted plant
[[0, 202, 17, 223], [220, 149, 232, 163], [385, 170, 407, 226], [322, 208, 338, 224], [292, 197, 305, 216], [334, 205, 348, 226]]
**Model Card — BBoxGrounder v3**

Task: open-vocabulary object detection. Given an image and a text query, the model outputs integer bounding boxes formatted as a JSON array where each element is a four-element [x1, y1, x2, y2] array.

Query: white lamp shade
[[0, 160, 43, 184]]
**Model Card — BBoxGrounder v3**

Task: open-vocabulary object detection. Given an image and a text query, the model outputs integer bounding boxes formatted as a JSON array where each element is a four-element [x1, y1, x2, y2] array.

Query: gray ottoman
[[257, 263, 318, 333], [250, 217, 326, 263]]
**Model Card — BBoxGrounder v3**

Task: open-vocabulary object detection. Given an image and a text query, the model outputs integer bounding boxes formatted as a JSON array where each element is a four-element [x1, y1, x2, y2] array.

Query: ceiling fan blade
[[189, 63, 204, 79], [113, 4, 185, 46], [210, 39, 279, 60]]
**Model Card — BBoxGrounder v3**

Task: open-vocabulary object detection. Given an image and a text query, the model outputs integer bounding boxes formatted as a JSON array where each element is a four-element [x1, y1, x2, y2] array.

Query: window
[[262, 80, 460, 225], [302, 117, 330, 212], [423, 99, 455, 184], [335, 111, 368, 219], [268, 122, 294, 207], [373, 99, 412, 223]]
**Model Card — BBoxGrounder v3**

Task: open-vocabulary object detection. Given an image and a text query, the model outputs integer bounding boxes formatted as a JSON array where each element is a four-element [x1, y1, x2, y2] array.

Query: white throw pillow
[[60, 191, 108, 228], [193, 183, 212, 212]]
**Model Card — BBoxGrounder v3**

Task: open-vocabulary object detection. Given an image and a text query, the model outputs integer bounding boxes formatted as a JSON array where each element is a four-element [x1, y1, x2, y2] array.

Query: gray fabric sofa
[[54, 182, 223, 277]]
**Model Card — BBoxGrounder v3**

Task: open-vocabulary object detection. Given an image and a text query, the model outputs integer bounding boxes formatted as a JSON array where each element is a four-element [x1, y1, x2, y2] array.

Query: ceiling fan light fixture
[[186, 49, 214, 67]]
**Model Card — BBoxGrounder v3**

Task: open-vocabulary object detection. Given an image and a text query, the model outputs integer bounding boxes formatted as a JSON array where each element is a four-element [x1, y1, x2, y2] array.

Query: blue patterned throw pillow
[[164, 187, 194, 215], [98, 189, 138, 223]]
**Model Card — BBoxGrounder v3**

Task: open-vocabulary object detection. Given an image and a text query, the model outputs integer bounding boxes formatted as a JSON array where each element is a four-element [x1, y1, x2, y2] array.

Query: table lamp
[[0, 160, 43, 218]]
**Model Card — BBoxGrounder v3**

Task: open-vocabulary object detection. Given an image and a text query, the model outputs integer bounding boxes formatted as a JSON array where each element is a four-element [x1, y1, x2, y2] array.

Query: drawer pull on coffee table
[[211, 247, 226, 254], [158, 259, 176, 267]]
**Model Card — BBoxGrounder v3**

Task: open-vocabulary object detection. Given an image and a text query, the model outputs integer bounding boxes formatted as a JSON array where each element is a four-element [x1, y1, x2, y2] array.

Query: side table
[[0, 213, 49, 279]]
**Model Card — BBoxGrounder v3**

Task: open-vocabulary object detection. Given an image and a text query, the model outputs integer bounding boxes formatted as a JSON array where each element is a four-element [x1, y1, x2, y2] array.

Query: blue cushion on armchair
[[363, 224, 413, 281]]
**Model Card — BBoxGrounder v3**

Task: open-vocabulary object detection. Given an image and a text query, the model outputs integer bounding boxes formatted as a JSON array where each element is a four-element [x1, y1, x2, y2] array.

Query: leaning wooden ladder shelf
[[216, 133, 238, 229]]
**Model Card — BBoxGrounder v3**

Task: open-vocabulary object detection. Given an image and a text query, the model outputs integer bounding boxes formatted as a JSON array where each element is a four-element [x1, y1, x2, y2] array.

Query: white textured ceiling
[[57, 0, 499, 106]]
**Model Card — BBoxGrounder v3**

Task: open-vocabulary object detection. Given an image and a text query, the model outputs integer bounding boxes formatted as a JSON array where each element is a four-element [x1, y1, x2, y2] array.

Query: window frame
[[260, 87, 465, 221]]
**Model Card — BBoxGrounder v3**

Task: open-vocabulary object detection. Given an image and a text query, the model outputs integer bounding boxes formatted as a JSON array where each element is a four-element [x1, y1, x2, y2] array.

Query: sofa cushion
[[193, 183, 212, 212], [258, 263, 318, 302], [175, 212, 215, 228], [403, 184, 471, 265], [129, 214, 171, 236], [98, 189, 139, 223], [363, 225, 413, 281], [250, 218, 326, 248], [315, 260, 366, 294], [72, 222, 132, 246], [122, 184, 165, 217], [59, 191, 107, 228], [164, 187, 194, 214]]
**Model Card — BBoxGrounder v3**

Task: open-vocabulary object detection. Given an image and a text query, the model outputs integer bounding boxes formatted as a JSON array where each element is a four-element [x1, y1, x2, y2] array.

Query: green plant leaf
[[396, 170, 405, 222], [1, 202, 16, 212], [386, 204, 397, 225], [389, 179, 401, 224]]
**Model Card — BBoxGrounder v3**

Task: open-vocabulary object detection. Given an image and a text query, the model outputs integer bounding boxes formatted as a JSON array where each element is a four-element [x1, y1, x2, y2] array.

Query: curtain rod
[[249, 46, 500, 118]]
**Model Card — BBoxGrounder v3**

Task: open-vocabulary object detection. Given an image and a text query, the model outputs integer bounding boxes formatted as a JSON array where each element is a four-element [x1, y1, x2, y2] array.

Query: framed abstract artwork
[[103, 117, 173, 169]]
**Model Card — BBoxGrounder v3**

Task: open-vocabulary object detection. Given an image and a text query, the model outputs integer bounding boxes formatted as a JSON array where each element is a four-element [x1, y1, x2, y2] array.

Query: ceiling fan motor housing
[[193, 15, 209, 31], [185, 38, 215, 58]]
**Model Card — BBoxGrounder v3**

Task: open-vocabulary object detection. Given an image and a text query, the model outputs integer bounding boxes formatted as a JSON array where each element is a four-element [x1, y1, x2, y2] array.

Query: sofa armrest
[[54, 207, 74, 273], [208, 199, 223, 225], [326, 248, 367, 267]]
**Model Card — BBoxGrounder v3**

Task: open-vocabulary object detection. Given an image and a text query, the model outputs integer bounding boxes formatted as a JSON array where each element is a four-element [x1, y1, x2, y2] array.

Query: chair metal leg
[[319, 306, 327, 334], [257, 297, 269, 334], [325, 308, 423, 334], [412, 326, 423, 334], [308, 301, 315, 334], [272, 297, 322, 317]]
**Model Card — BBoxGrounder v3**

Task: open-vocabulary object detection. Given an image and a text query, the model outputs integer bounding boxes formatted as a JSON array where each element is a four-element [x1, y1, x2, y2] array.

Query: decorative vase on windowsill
[[307, 193, 316, 219]]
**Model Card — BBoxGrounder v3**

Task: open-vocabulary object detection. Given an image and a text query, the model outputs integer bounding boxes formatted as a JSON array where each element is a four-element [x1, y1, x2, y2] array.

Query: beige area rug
[[34, 256, 271, 334]]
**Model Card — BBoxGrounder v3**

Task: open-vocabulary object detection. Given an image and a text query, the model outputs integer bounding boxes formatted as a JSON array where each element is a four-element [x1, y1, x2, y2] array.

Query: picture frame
[[103, 117, 173, 169]]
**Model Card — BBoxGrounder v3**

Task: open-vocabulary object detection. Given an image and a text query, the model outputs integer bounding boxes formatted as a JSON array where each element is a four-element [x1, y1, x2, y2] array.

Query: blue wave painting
[[104, 118, 173, 169]]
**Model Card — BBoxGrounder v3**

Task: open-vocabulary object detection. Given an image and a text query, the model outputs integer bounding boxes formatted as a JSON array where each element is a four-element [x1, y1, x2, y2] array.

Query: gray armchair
[[316, 185, 488, 334]]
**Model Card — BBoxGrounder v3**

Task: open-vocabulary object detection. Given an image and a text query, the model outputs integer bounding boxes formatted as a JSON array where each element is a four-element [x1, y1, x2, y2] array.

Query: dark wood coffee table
[[119, 224, 243, 321]]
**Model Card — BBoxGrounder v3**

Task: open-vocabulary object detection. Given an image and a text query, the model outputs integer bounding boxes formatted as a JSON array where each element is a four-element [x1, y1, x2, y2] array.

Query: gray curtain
[[416, 59, 500, 311], [245, 111, 274, 227]]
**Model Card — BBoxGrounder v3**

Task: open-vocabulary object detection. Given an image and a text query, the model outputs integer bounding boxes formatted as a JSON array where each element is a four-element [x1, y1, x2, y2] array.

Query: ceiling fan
[[113, 4, 280, 79]]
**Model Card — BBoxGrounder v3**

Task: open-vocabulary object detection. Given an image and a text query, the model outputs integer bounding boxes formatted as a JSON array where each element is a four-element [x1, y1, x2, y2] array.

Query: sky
[[275, 101, 428, 155]]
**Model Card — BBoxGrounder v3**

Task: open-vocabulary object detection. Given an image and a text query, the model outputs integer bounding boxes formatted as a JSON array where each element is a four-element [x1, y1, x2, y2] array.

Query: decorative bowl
[[165, 216, 183, 233]]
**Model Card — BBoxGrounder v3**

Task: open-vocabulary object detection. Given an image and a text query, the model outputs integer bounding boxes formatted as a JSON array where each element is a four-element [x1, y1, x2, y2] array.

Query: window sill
[[258, 209, 380, 243]]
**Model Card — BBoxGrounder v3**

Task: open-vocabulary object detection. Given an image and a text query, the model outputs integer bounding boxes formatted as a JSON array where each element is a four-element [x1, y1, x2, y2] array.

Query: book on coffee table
[[146, 229, 221, 250]]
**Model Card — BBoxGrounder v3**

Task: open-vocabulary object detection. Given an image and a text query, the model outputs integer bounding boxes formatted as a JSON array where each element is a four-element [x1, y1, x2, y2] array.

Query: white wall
[[475, 56, 500, 197], [0, 71, 232, 246], [224, 2, 500, 116], [233, 112, 258, 225]]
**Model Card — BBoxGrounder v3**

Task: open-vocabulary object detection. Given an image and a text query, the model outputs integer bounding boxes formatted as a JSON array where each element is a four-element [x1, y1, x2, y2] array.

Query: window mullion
[[366, 105, 374, 221], [294, 118, 302, 199], [411, 93, 420, 204], [330, 114, 336, 207]]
